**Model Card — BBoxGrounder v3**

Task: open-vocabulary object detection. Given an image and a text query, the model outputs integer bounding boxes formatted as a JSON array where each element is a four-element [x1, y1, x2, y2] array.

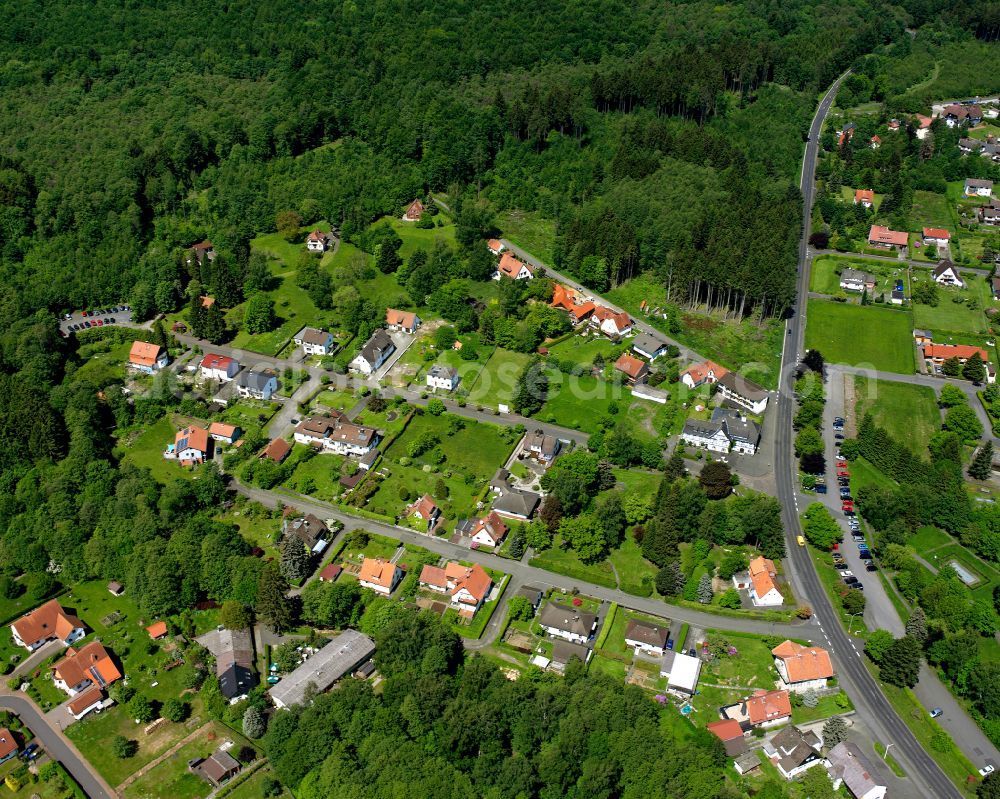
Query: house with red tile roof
[[403, 199, 424, 221], [487, 239, 505, 255], [146, 621, 168, 640], [914, 114, 933, 139], [359, 558, 403, 595], [0, 728, 18, 765], [590, 306, 633, 337], [52, 640, 121, 696], [744, 689, 792, 727], [772, 640, 834, 692], [853, 189, 874, 208], [614, 353, 649, 384], [493, 252, 534, 281], [166, 426, 211, 466], [406, 494, 441, 531], [922, 227, 950, 245], [128, 341, 169, 374], [467, 511, 509, 548], [318, 563, 342, 583], [306, 229, 333, 252], [680, 360, 729, 389], [11, 600, 85, 651], [187, 240, 215, 266], [747, 556, 783, 606], [199, 353, 240, 382], [419, 561, 493, 617], [208, 422, 241, 445], [550, 284, 596, 324], [922, 343, 989, 364], [867, 225, 908, 249], [259, 438, 292, 464], [870, 135, 881, 149], [385, 309, 421, 333], [707, 719, 748, 757]]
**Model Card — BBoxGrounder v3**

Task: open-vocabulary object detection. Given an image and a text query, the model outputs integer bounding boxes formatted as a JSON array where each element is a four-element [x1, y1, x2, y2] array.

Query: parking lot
[[60, 305, 135, 336]]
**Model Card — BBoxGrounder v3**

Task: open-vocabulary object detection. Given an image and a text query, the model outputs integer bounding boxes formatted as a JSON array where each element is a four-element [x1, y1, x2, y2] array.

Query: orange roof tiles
[[0, 728, 16, 760], [11, 600, 82, 648], [868, 225, 908, 247], [359, 558, 399, 589], [386, 308, 418, 328], [614, 353, 647, 380], [487, 239, 503, 252], [52, 641, 121, 690], [419, 564, 448, 590], [748, 556, 778, 599], [407, 494, 439, 520], [854, 189, 874, 204], [452, 563, 492, 605], [682, 360, 729, 386], [772, 640, 834, 682], [129, 341, 165, 368], [746, 689, 792, 725], [922, 227, 950, 240], [146, 621, 168, 639], [208, 422, 238, 439], [68, 687, 104, 717], [707, 718, 744, 741], [496, 252, 532, 279], [200, 353, 235, 371], [260, 438, 291, 463], [175, 426, 210, 454], [923, 343, 988, 362], [469, 511, 509, 544], [591, 305, 632, 331]]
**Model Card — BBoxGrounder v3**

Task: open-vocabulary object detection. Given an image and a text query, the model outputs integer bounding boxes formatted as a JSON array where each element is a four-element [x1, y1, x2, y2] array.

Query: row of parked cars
[[63, 305, 130, 335]]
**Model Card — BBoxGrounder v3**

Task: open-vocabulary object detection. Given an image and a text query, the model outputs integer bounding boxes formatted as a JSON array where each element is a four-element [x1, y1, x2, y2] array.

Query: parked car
[[837, 470, 850, 477], [930, 708, 943, 718], [858, 543, 869, 550], [849, 583, 864, 591], [980, 765, 995, 777], [859, 551, 873, 560], [687, 649, 696, 657], [866, 563, 877, 572], [844, 576, 858, 585], [836, 461, 848, 467], [666, 639, 674, 650], [834, 417, 845, 424], [21, 743, 38, 759], [816, 485, 828, 494]]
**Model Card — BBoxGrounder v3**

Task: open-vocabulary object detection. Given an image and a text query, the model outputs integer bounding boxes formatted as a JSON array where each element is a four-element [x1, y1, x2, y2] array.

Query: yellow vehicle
[[796, 535, 806, 547]]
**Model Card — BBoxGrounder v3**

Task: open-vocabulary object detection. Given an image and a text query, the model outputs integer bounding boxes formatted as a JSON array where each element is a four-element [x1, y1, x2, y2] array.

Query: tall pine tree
[[970, 442, 994, 481]]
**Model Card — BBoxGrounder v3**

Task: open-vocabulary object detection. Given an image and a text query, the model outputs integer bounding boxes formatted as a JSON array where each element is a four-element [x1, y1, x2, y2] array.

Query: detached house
[[403, 199, 424, 221], [923, 227, 951, 246], [359, 558, 403, 595], [773, 640, 834, 692], [468, 511, 509, 548], [707, 719, 749, 758], [921, 343, 995, 382], [825, 741, 887, 799], [283, 513, 331, 555], [293, 327, 335, 356], [981, 201, 1000, 225], [406, 494, 441, 531], [426, 364, 459, 392], [128, 341, 169, 374], [966, 178, 994, 198], [868, 225, 908, 250], [624, 618, 670, 657], [487, 239, 505, 255], [305, 230, 333, 252], [717, 372, 769, 414], [839, 268, 876, 293], [524, 428, 560, 463], [199, 353, 240, 382], [166, 426, 211, 466], [746, 556, 783, 606], [721, 688, 792, 730], [11, 600, 84, 652], [853, 189, 875, 208], [236, 369, 278, 400], [493, 252, 534, 281], [294, 413, 379, 457], [914, 114, 933, 139], [0, 730, 18, 766], [680, 418, 731, 454], [418, 562, 493, 617], [680, 409, 760, 456], [385, 309, 421, 334], [52, 640, 121, 697], [260, 438, 292, 464], [350, 330, 396, 375], [681, 360, 729, 389], [614, 353, 649, 384], [187, 240, 215, 266], [208, 422, 241, 445], [590, 306, 633, 338], [550, 283, 596, 325], [932, 260, 964, 287], [538, 602, 597, 644], [764, 725, 824, 780], [632, 331, 668, 361], [196, 627, 258, 703]]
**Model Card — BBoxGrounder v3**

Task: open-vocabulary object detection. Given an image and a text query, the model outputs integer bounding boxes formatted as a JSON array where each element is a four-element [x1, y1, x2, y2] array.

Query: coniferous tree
[[201, 302, 227, 343], [880, 635, 922, 687], [697, 573, 713, 604], [964, 352, 988, 384], [822, 716, 849, 748], [280, 536, 311, 583], [257, 563, 293, 634], [663, 449, 686, 482], [970, 442, 994, 481], [905, 606, 928, 644]]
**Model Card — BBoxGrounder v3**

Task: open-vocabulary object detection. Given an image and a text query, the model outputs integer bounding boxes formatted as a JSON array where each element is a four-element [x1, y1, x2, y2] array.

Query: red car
[[95, 319, 103, 326], [831, 543, 839, 551], [836, 461, 848, 467], [837, 471, 850, 478]]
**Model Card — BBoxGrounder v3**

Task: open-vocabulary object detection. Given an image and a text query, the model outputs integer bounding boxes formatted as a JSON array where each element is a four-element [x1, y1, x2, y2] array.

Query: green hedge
[[594, 602, 617, 650], [456, 575, 510, 639]]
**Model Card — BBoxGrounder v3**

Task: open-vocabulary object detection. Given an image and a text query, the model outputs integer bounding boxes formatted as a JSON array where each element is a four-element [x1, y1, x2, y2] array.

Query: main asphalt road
[[0, 692, 115, 799], [775, 73, 962, 799]]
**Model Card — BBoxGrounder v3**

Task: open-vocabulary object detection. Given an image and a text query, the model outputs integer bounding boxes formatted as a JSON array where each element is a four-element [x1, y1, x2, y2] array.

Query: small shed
[[107, 581, 125, 596]]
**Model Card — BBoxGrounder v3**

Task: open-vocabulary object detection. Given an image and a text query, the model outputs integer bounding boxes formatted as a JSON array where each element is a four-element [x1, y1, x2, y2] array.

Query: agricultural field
[[804, 299, 914, 373], [852, 375, 941, 453], [463, 348, 533, 409], [363, 412, 518, 525], [607, 274, 783, 389]]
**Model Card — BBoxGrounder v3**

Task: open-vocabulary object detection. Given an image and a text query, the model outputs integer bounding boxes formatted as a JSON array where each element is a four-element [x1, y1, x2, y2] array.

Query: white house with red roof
[[468, 511, 509, 548], [359, 558, 403, 595], [128, 341, 169, 374], [493, 252, 534, 281], [590, 306, 633, 338], [199, 353, 240, 382], [166, 426, 211, 466], [867, 225, 908, 249], [406, 494, 441, 531], [922, 227, 950, 246], [746, 557, 783, 606], [853, 189, 874, 208], [487, 239, 505, 255], [11, 600, 84, 652], [305, 230, 333, 252], [419, 561, 494, 617], [681, 360, 729, 389], [208, 422, 241, 445]]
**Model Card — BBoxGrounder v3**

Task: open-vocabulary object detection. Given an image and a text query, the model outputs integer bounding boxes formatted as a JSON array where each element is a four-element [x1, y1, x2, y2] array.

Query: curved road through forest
[[776, 74, 961, 799]]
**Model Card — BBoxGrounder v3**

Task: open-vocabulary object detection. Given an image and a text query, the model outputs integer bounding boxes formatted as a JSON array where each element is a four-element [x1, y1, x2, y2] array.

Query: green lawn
[[496, 209, 556, 264], [313, 388, 357, 415], [850, 456, 898, 492], [852, 375, 940, 453], [219, 766, 292, 799], [911, 190, 956, 231], [608, 539, 658, 597], [910, 272, 987, 335], [538, 373, 630, 433], [588, 653, 629, 681], [545, 334, 616, 368], [790, 692, 853, 724], [463, 348, 532, 409], [216, 401, 280, 439], [529, 546, 618, 589], [804, 299, 914, 373], [685, 630, 785, 718], [607, 274, 783, 389], [610, 468, 662, 495], [121, 416, 193, 486], [121, 722, 256, 799], [215, 506, 282, 556], [74, 339, 133, 385], [364, 412, 518, 523], [0, 761, 82, 799], [597, 606, 671, 659], [281, 446, 347, 500], [809, 255, 910, 297], [908, 526, 952, 551], [375, 214, 458, 261], [969, 124, 1000, 141]]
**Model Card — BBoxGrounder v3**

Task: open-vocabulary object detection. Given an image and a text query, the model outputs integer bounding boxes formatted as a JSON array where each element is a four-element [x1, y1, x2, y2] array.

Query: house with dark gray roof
[[236, 369, 278, 400], [195, 627, 257, 703], [491, 488, 540, 520], [624, 618, 670, 656], [550, 640, 592, 671], [350, 330, 396, 375], [712, 408, 760, 454], [716, 371, 769, 414], [825, 741, 886, 799], [524, 429, 560, 463], [426, 364, 459, 391], [764, 725, 823, 780], [632, 331, 668, 361], [514, 585, 544, 611], [537, 602, 597, 644]]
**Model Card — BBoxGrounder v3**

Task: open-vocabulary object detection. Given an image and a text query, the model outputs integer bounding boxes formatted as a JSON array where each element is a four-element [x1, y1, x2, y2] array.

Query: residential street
[[0, 691, 115, 799], [774, 72, 963, 799]]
